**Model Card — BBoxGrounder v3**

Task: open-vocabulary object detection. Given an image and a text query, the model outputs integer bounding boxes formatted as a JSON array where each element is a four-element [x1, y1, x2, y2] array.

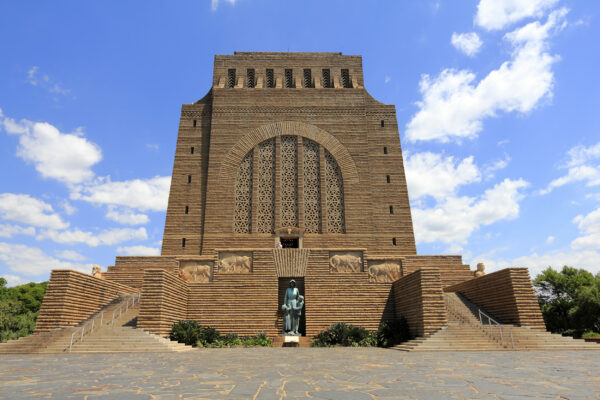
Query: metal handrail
[[68, 292, 141, 352], [445, 294, 514, 349]]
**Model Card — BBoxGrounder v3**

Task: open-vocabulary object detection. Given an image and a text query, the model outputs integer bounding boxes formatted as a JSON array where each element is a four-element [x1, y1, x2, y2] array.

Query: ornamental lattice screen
[[233, 136, 345, 234]]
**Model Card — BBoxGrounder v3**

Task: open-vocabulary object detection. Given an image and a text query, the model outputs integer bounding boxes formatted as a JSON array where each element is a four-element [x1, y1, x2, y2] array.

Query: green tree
[[0, 278, 47, 342], [534, 266, 600, 336]]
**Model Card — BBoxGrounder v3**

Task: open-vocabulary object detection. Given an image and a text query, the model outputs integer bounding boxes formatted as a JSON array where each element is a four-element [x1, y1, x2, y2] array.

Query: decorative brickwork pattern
[[302, 138, 322, 233], [280, 136, 298, 227], [256, 139, 275, 233], [325, 149, 345, 233], [234, 151, 253, 233]]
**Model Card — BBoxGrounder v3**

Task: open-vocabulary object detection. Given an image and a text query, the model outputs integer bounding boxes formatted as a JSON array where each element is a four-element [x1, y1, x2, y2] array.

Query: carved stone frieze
[[179, 261, 214, 283], [218, 252, 253, 273], [367, 261, 402, 283], [329, 251, 363, 273]]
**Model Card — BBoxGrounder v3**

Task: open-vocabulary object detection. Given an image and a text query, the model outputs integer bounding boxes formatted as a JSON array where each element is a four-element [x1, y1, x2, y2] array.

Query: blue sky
[[1, 0, 599, 286]]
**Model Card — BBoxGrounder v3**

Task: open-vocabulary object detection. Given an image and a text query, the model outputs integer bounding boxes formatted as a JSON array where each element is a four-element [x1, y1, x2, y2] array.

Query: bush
[[169, 321, 272, 347], [582, 331, 600, 338], [199, 326, 221, 346], [375, 317, 411, 348], [170, 320, 202, 346]]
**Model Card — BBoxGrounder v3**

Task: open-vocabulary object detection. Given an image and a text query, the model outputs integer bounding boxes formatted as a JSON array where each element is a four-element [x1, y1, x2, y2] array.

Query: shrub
[[311, 322, 382, 347], [375, 317, 411, 348], [170, 320, 202, 346], [582, 331, 600, 338], [199, 326, 221, 346]]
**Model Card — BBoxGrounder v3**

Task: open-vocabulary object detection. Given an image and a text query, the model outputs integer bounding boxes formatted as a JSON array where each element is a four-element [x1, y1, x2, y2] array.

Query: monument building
[[31, 53, 549, 344]]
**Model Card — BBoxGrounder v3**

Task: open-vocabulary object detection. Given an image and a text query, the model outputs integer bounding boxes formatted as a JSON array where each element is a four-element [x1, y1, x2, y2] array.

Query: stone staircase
[[0, 295, 193, 354], [393, 292, 600, 352]]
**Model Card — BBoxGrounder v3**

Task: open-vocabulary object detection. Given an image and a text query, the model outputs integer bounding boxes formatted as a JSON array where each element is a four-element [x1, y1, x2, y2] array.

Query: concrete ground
[[1, 348, 599, 399]]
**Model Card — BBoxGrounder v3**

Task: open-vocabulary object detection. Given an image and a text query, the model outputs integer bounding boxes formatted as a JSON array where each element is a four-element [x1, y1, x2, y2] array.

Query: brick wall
[[35, 270, 137, 332], [402, 255, 473, 287], [444, 268, 545, 330], [392, 269, 447, 337], [137, 269, 189, 336]]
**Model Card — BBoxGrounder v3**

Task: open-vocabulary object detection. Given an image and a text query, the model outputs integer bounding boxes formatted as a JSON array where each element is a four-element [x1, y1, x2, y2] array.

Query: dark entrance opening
[[278, 277, 306, 336], [280, 237, 299, 248]]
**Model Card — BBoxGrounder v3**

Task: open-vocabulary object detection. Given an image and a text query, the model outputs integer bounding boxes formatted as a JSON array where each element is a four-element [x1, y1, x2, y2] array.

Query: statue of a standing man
[[282, 280, 304, 336]]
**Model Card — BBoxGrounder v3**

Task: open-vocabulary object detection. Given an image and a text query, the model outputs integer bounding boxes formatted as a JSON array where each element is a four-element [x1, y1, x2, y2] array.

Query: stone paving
[[1, 348, 599, 399]]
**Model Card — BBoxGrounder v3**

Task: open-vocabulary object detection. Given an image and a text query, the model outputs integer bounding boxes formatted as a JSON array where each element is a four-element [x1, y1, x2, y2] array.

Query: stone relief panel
[[234, 151, 254, 233], [325, 150, 345, 233], [280, 136, 298, 227], [303, 138, 322, 233], [329, 251, 363, 273], [256, 138, 275, 233], [179, 261, 214, 283], [218, 252, 253, 273], [367, 261, 402, 283]]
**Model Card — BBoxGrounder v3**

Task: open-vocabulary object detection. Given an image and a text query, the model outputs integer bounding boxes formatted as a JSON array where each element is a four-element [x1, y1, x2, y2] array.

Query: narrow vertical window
[[386, 175, 390, 183], [322, 69, 331, 88], [266, 69, 274, 88], [246, 68, 255, 88], [392, 238, 397, 246], [383, 147, 388, 154], [185, 206, 189, 214], [303, 69, 312, 88], [341, 69, 351, 88], [381, 120, 385, 127], [190, 147, 194, 154], [284, 69, 293, 88], [227, 69, 236, 88], [389, 205, 394, 214], [193, 119, 197, 127], [187, 175, 192, 184], [182, 238, 186, 248]]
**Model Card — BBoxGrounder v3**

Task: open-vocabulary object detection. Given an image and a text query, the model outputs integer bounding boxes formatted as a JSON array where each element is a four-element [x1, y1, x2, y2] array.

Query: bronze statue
[[282, 280, 304, 335]]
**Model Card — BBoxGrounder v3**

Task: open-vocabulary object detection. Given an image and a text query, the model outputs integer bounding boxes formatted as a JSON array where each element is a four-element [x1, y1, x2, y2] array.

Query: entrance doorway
[[278, 277, 306, 336], [280, 237, 299, 248]]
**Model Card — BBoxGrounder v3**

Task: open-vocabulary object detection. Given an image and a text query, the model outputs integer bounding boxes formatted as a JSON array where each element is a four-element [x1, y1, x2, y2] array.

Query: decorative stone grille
[[233, 151, 253, 233], [256, 139, 275, 233], [325, 150, 345, 233], [280, 136, 298, 227], [303, 139, 321, 233]]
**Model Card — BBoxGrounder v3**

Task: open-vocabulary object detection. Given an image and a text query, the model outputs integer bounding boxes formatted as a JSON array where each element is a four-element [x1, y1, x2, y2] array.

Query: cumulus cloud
[[116, 245, 160, 256], [412, 178, 528, 249], [0, 224, 35, 238], [105, 206, 149, 225], [405, 152, 481, 201], [451, 32, 483, 56], [37, 227, 147, 247], [55, 249, 87, 261], [1, 116, 102, 184], [571, 208, 600, 251], [540, 142, 600, 194], [475, 0, 559, 31], [0, 193, 68, 229], [71, 176, 171, 212], [1, 274, 30, 287], [0, 242, 90, 277], [406, 8, 567, 143]]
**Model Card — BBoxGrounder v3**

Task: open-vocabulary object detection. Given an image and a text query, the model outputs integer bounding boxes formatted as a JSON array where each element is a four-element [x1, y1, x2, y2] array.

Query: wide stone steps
[[393, 293, 600, 352]]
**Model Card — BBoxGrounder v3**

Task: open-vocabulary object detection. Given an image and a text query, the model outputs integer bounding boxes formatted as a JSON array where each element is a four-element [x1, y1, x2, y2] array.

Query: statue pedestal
[[284, 336, 300, 343]]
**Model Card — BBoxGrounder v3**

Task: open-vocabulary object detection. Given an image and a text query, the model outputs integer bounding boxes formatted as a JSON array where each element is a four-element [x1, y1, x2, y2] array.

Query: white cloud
[[405, 152, 481, 201], [105, 206, 149, 225], [146, 143, 159, 151], [55, 249, 87, 261], [0, 224, 35, 238], [116, 245, 160, 256], [1, 274, 30, 287], [540, 142, 600, 194], [475, 0, 559, 31], [1, 116, 102, 184], [384, 76, 391, 84], [60, 200, 77, 216], [546, 235, 555, 245], [37, 227, 147, 247], [26, 66, 70, 95], [451, 32, 483, 56], [413, 178, 528, 248], [71, 176, 171, 212], [211, 0, 236, 11], [406, 9, 567, 143], [571, 207, 600, 251], [0, 193, 68, 229], [0, 242, 90, 277]]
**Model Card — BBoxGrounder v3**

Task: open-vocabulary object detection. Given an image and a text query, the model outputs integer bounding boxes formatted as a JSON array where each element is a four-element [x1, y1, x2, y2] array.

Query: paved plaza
[[1, 348, 599, 399]]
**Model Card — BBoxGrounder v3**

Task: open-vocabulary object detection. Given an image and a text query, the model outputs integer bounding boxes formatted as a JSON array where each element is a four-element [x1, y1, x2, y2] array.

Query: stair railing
[[110, 291, 141, 327], [444, 294, 514, 349], [68, 292, 141, 352]]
